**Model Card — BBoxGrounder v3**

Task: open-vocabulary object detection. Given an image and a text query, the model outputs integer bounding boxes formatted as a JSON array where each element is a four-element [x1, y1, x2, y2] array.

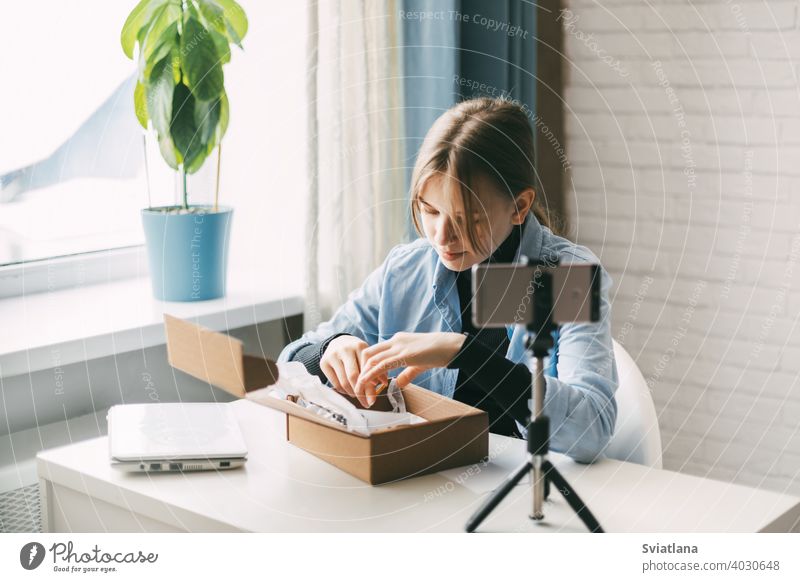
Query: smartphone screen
[[471, 263, 600, 327]]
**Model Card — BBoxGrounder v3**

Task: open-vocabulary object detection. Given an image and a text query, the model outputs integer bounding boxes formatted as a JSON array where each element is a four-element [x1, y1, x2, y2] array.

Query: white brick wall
[[562, 0, 800, 495]]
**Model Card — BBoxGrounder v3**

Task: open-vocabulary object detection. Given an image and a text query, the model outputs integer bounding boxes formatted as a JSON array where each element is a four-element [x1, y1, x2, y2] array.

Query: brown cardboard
[[164, 314, 489, 485]]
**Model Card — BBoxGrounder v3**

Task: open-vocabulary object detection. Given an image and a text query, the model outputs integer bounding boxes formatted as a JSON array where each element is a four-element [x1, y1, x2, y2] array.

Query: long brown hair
[[409, 97, 557, 256]]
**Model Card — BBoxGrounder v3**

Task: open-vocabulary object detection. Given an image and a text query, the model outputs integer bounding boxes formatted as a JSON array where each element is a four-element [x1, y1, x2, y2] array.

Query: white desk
[[37, 399, 800, 533]]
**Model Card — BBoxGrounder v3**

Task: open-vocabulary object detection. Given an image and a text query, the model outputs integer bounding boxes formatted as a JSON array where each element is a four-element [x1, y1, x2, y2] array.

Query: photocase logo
[[19, 542, 46, 570]]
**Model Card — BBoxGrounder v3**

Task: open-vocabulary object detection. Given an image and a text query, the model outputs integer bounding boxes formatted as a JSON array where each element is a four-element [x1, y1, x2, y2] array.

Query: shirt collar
[[514, 211, 544, 263]]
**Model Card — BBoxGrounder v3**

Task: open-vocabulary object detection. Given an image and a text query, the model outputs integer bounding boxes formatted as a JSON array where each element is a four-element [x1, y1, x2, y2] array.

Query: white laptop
[[108, 402, 248, 473]]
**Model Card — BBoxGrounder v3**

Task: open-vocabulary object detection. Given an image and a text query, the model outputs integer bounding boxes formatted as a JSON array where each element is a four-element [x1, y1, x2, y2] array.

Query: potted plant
[[121, 0, 247, 301]]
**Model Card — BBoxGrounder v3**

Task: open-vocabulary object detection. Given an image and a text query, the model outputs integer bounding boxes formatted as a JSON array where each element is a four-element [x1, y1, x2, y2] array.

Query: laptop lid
[[108, 403, 248, 462]]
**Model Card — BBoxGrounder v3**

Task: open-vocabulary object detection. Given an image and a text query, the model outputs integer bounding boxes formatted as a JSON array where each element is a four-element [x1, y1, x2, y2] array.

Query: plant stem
[[182, 166, 188, 210]]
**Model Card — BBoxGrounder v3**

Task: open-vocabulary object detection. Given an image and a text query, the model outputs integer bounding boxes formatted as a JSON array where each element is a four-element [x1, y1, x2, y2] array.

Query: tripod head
[[523, 260, 558, 360]]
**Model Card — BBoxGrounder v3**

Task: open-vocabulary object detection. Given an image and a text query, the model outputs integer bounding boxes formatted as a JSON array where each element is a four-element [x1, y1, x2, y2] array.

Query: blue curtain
[[400, 0, 537, 237], [399, 0, 460, 202], [457, 0, 536, 107]]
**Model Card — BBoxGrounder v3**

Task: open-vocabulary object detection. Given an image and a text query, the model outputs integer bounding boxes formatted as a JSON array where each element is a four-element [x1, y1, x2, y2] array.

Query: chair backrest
[[605, 339, 663, 469]]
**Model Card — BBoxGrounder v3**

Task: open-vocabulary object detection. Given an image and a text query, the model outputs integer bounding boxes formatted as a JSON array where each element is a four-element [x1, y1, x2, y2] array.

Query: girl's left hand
[[354, 332, 467, 406]]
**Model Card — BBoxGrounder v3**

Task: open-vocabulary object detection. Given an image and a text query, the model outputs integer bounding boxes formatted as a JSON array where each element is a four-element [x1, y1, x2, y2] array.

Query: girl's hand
[[354, 332, 467, 406], [320, 335, 382, 401]]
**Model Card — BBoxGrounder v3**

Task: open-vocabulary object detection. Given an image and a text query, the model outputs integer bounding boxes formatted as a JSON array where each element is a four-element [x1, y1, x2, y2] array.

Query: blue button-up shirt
[[279, 212, 618, 463]]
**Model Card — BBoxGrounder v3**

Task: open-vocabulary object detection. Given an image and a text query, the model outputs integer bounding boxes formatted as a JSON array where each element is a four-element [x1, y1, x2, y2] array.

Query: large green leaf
[[216, 0, 248, 45], [194, 0, 229, 63], [145, 55, 176, 137], [196, 0, 247, 48], [180, 17, 224, 101], [157, 132, 180, 170], [197, 0, 226, 35], [185, 143, 211, 173], [194, 96, 221, 144], [171, 83, 207, 173], [218, 91, 229, 141], [209, 29, 231, 64], [141, 2, 181, 63], [121, 0, 168, 59], [139, 21, 177, 82], [133, 81, 148, 129]]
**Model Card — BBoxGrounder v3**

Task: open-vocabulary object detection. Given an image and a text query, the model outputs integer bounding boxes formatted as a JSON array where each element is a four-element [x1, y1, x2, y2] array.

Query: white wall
[[562, 0, 800, 495], [217, 0, 308, 295]]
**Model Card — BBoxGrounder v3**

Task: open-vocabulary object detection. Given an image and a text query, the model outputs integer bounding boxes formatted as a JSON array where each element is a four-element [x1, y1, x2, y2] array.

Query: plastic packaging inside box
[[247, 362, 426, 435]]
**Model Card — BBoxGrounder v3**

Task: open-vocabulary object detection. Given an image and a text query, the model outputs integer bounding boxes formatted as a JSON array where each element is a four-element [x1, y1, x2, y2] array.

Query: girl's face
[[417, 173, 531, 272]]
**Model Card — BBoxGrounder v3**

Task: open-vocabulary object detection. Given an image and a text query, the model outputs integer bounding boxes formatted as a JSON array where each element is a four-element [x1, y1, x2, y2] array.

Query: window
[[0, 1, 307, 292]]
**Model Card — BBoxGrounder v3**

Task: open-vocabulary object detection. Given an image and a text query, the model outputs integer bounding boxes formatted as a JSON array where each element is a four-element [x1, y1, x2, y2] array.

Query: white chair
[[604, 339, 663, 469]]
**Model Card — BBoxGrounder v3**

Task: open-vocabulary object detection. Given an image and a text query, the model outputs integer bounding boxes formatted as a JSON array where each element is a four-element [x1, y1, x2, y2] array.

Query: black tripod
[[465, 269, 604, 533]]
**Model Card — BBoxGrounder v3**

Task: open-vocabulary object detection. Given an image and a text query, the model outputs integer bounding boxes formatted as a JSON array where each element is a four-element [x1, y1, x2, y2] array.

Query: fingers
[[356, 361, 401, 407], [355, 380, 377, 409], [357, 368, 386, 406], [322, 346, 379, 407], [356, 358, 391, 399], [323, 335, 423, 407], [321, 358, 354, 398], [362, 347, 403, 375], [355, 343, 371, 374], [373, 372, 389, 393], [396, 366, 425, 388], [353, 360, 380, 407], [342, 352, 361, 396], [361, 340, 393, 362]]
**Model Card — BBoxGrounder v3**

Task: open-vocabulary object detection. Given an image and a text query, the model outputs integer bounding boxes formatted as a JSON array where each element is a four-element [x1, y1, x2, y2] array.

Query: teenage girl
[[279, 97, 618, 463]]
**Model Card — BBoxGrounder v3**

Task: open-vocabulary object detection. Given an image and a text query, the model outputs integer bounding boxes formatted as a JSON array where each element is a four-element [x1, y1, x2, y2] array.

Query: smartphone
[[471, 262, 601, 328]]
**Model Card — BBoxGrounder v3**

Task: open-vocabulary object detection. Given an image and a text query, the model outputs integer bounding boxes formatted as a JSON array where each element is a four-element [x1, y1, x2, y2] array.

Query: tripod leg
[[465, 459, 530, 533], [543, 461, 604, 533]]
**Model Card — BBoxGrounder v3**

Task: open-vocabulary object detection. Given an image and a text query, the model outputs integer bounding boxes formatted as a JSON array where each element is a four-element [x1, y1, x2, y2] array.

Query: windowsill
[[0, 271, 304, 378]]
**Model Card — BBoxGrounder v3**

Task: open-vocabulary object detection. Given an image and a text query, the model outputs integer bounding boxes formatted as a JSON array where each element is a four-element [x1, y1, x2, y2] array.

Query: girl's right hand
[[320, 335, 387, 407]]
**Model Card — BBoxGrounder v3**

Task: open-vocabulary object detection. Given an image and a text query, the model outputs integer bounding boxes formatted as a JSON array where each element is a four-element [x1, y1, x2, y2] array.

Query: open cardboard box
[[163, 314, 489, 485]]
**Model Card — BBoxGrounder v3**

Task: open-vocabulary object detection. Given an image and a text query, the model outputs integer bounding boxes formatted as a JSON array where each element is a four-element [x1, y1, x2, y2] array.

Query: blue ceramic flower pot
[[141, 206, 233, 301]]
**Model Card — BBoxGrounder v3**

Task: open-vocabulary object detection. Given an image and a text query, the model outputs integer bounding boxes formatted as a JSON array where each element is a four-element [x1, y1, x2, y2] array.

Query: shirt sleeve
[[536, 264, 619, 463], [447, 333, 533, 426]]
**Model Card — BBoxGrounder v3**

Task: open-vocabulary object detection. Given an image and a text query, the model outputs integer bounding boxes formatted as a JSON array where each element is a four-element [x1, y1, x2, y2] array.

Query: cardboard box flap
[[243, 355, 280, 391], [164, 314, 279, 398]]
